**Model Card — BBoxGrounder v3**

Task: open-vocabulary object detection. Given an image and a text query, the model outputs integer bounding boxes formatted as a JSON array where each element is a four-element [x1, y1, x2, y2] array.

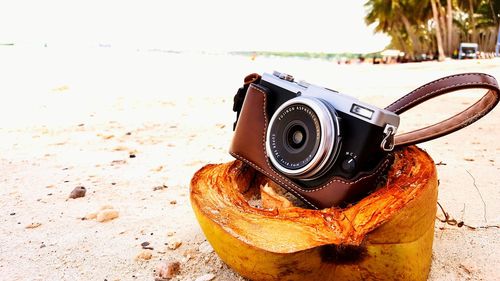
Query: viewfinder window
[[351, 104, 374, 119]]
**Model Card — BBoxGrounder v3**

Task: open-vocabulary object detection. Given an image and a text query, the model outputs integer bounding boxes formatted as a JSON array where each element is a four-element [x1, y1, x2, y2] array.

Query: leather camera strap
[[386, 73, 500, 148]]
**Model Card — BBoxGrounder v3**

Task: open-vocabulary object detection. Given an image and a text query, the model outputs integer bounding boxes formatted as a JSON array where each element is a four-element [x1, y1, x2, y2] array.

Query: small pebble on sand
[[69, 186, 86, 199], [156, 261, 180, 279], [84, 212, 98, 220], [153, 185, 168, 191], [84, 205, 119, 222], [152, 166, 164, 172], [26, 222, 42, 229], [96, 209, 119, 222], [167, 240, 182, 250], [135, 250, 153, 261]]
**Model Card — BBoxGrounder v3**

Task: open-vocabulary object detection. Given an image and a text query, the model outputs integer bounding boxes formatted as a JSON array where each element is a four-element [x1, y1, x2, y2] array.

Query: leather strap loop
[[232, 73, 261, 130], [385, 73, 500, 148]]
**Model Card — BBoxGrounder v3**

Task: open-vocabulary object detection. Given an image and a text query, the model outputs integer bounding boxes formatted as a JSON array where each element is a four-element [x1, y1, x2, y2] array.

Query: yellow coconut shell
[[190, 146, 437, 281]]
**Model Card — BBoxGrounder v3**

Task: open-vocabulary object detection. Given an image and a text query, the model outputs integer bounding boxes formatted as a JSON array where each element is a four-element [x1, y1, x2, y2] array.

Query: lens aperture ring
[[266, 97, 341, 180]]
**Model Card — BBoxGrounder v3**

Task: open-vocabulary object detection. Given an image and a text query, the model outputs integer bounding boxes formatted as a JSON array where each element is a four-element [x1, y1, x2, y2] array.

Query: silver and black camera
[[261, 71, 400, 186]]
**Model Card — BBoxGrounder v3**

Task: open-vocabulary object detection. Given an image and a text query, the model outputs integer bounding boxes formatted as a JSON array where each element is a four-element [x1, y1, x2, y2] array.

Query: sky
[[0, 0, 390, 53]]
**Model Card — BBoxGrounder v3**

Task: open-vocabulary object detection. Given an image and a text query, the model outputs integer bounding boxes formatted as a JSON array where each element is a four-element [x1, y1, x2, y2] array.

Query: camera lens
[[266, 97, 341, 181], [286, 123, 307, 150]]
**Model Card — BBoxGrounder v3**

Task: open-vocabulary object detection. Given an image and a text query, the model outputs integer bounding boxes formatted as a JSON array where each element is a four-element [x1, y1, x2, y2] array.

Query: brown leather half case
[[229, 84, 393, 209]]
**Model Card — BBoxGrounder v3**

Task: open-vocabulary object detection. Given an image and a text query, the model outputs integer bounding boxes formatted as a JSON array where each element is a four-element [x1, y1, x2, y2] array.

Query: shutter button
[[341, 157, 357, 174]]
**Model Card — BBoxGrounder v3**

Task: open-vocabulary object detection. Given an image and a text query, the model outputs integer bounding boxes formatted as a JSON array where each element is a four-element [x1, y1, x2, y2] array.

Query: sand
[[0, 48, 499, 280]]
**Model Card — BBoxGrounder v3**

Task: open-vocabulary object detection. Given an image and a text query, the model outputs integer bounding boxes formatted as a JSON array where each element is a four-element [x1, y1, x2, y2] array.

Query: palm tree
[[365, 0, 421, 59], [431, 0, 446, 60], [447, 0, 453, 55], [364, 0, 500, 58], [454, 0, 500, 51], [468, 0, 478, 42], [365, 0, 444, 59], [475, 0, 500, 51]]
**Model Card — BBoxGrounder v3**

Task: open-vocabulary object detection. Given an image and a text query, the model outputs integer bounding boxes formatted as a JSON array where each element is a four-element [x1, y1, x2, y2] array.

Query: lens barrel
[[266, 97, 341, 181]]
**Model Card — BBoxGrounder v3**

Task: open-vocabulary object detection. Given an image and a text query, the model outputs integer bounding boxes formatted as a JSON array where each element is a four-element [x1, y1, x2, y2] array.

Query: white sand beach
[[0, 47, 499, 280]]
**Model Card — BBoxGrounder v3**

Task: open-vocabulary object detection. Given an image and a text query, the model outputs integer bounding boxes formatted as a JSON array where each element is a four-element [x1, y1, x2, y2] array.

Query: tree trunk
[[489, 0, 498, 25], [190, 146, 438, 281], [447, 0, 453, 55], [431, 0, 446, 60], [395, 33, 409, 55], [486, 26, 498, 52], [436, 0, 448, 56], [468, 0, 477, 42], [486, 29, 495, 51], [400, 14, 419, 60]]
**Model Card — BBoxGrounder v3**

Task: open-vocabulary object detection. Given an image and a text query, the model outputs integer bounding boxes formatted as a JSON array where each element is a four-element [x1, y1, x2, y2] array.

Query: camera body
[[260, 72, 400, 187]]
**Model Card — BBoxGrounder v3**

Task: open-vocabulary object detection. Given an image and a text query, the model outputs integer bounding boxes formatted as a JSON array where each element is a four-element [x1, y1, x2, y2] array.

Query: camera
[[261, 71, 400, 187]]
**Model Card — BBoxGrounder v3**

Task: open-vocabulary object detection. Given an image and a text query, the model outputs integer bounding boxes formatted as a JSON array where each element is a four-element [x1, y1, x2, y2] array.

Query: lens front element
[[287, 123, 306, 150], [266, 97, 341, 180]]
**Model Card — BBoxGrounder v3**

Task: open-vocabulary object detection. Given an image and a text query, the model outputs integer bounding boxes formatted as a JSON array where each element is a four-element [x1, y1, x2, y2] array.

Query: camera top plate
[[262, 72, 400, 130]]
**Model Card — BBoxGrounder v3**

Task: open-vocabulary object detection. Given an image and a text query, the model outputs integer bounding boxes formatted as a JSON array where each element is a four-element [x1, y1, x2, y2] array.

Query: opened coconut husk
[[190, 146, 437, 281]]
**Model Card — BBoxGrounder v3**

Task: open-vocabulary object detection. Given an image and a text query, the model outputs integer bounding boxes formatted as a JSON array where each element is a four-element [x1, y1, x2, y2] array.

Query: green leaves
[[364, 0, 500, 58]]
